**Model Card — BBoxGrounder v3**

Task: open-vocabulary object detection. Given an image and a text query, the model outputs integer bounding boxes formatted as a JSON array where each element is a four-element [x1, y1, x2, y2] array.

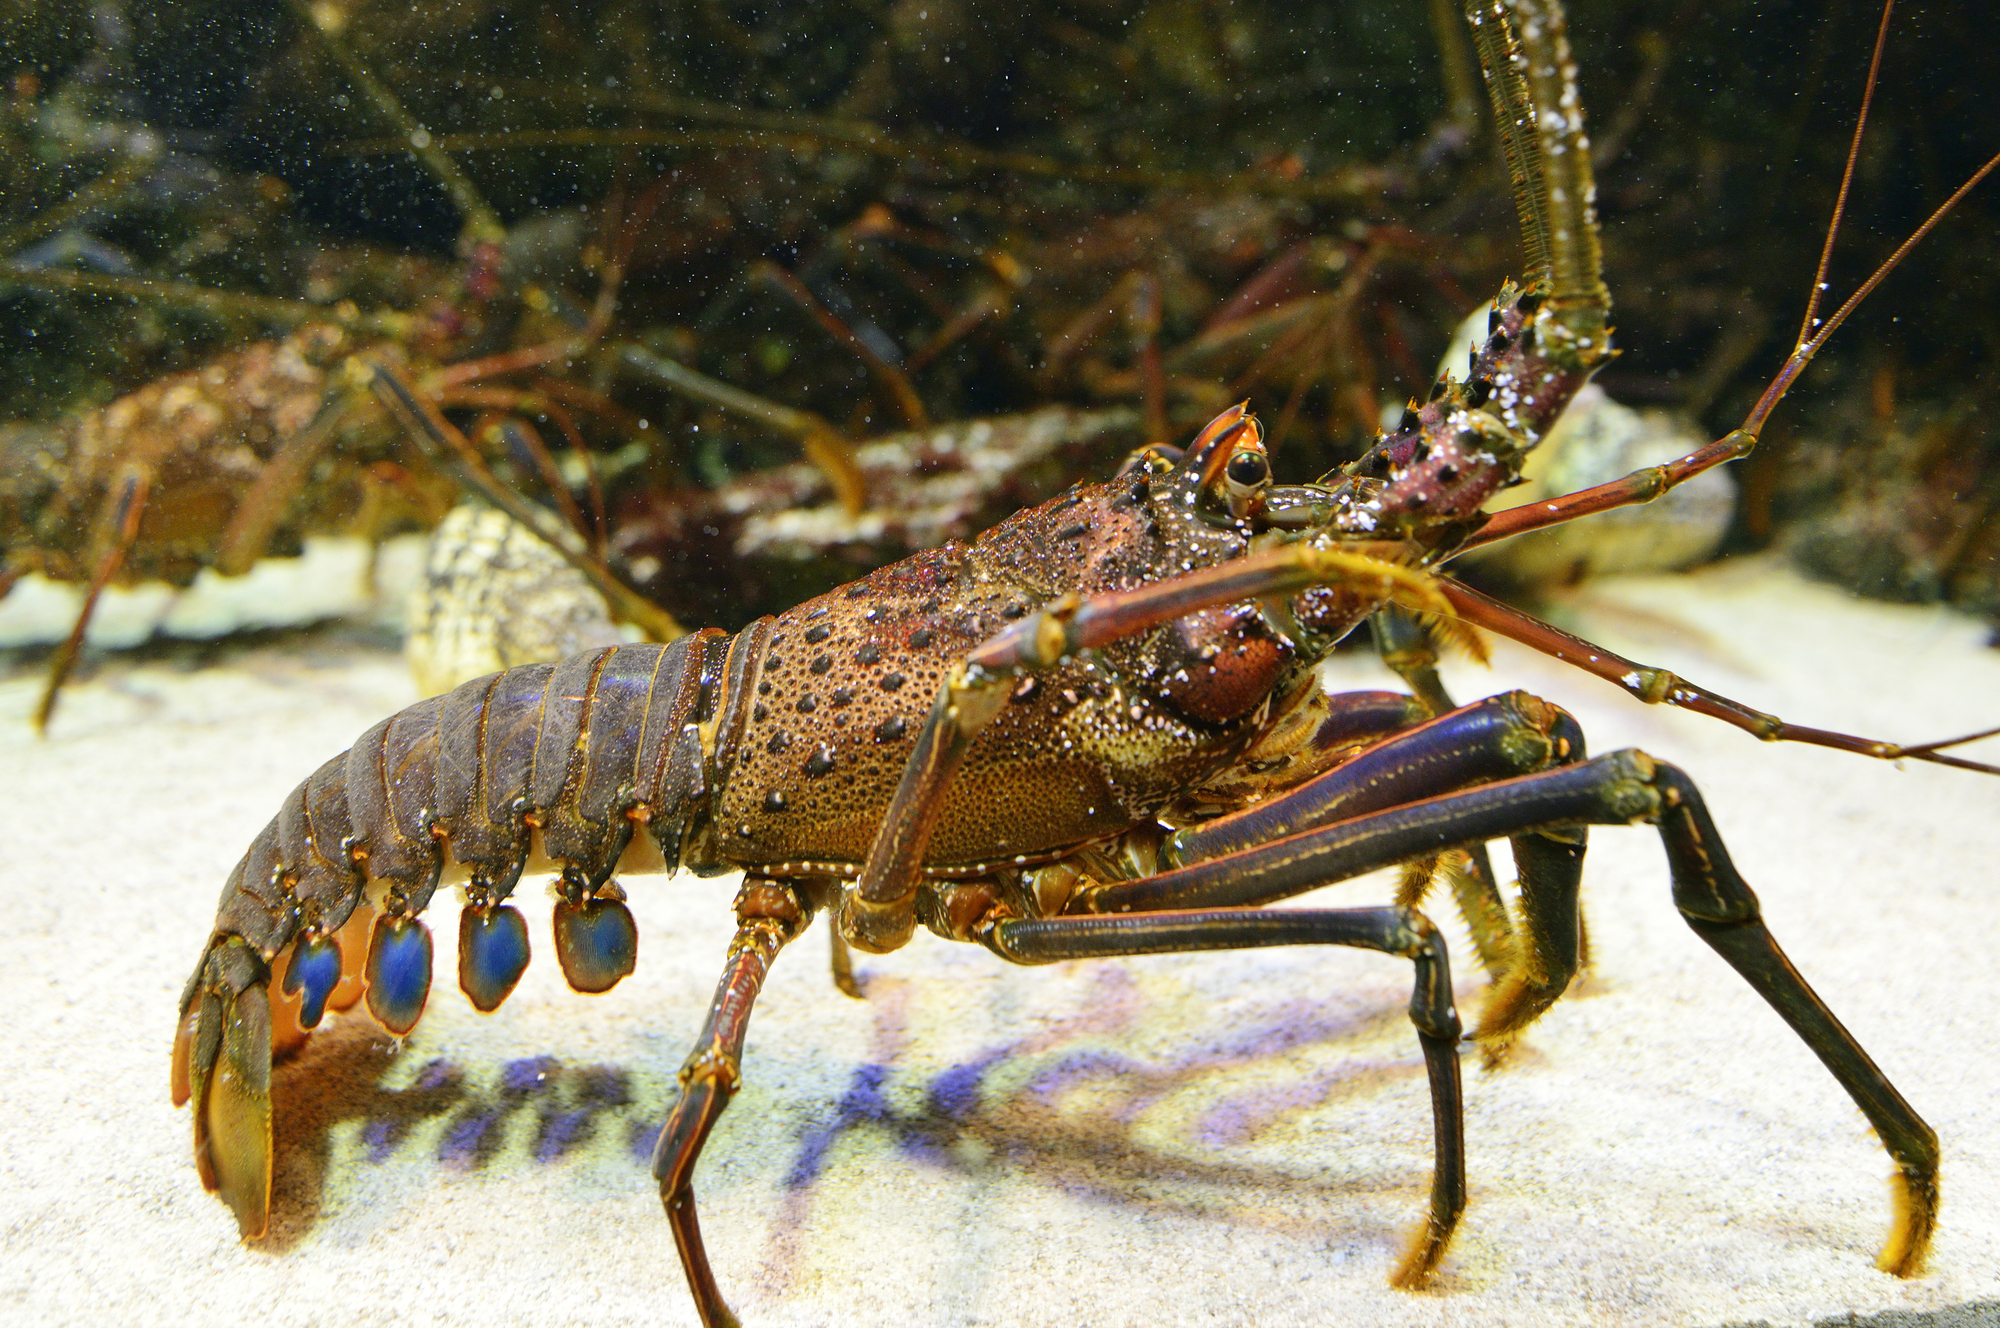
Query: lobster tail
[[175, 633, 734, 1227], [171, 938, 273, 1238]]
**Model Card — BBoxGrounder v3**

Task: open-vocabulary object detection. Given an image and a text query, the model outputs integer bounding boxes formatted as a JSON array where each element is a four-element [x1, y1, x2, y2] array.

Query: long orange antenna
[[1794, 0, 1895, 353], [1742, 147, 2000, 439]]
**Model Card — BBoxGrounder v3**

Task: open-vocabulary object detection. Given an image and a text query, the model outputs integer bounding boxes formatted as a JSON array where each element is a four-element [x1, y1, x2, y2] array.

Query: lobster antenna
[[1795, 0, 1895, 352], [1742, 146, 2000, 438], [1466, 1, 1553, 287], [367, 363, 683, 642], [283, 0, 506, 251], [1739, 0, 2000, 437], [1505, 0, 1610, 339]]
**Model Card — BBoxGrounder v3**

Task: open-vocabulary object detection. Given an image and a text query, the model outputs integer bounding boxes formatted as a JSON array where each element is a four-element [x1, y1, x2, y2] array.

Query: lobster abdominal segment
[[203, 638, 721, 973]]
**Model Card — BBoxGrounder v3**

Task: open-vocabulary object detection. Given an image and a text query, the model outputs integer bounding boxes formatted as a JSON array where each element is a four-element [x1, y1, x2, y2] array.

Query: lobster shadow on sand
[[250, 970, 1447, 1261], [255, 1020, 465, 1250]]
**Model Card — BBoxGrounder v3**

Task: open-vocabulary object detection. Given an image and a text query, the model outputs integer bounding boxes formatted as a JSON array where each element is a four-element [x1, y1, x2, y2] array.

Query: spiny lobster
[[172, 1, 2000, 1322]]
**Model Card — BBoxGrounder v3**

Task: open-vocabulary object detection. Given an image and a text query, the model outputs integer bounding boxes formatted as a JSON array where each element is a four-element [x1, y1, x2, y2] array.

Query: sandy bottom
[[2, 558, 1997, 1328]]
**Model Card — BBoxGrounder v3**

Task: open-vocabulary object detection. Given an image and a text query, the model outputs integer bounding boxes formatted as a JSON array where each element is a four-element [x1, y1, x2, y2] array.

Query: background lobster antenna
[[283, 0, 506, 253], [368, 363, 682, 642]]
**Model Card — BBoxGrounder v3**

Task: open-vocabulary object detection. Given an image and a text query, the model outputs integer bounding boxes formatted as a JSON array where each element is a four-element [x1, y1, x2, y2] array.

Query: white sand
[[2, 558, 1996, 1328]]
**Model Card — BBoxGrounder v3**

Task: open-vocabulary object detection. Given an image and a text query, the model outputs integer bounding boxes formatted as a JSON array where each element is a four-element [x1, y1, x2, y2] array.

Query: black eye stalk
[[1221, 447, 1272, 521], [1226, 451, 1269, 487]]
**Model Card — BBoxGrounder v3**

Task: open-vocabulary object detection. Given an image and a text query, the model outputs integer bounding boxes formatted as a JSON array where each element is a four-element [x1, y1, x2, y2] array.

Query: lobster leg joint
[[651, 885, 804, 1328]]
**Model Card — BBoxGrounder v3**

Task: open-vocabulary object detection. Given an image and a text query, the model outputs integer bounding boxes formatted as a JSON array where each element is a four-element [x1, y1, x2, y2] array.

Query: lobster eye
[[1225, 451, 1269, 487], [1218, 446, 1271, 520]]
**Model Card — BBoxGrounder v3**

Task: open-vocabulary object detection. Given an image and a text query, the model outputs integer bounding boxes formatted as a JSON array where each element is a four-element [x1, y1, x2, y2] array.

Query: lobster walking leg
[[1375, 607, 1517, 972], [1652, 764, 1939, 1275], [1370, 605, 1469, 726], [653, 878, 817, 1328], [1165, 689, 1585, 1042], [35, 469, 150, 733], [1164, 691, 1581, 864], [1060, 750, 1936, 1274], [984, 905, 1465, 1286]]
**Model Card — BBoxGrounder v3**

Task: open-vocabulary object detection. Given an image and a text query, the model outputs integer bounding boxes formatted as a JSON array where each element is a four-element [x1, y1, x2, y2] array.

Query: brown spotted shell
[[707, 468, 1290, 869]]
